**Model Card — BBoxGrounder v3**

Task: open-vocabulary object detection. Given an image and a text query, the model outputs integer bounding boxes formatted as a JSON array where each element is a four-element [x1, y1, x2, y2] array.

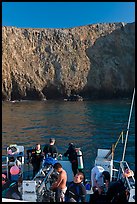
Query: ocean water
[[2, 99, 135, 179]]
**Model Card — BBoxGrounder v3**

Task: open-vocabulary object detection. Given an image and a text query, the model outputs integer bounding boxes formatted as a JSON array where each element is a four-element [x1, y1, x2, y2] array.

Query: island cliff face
[[2, 22, 135, 100]]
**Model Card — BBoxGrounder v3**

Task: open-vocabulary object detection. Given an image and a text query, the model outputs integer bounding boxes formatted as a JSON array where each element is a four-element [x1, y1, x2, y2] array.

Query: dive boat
[[2, 89, 135, 202], [2, 145, 135, 202]]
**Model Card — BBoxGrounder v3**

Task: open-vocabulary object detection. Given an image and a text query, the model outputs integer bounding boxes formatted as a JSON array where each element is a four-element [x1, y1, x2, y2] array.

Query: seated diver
[[65, 171, 87, 202], [2, 173, 22, 200]]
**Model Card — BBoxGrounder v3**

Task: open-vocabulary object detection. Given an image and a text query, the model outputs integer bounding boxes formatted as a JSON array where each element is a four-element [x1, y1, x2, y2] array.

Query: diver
[[64, 143, 78, 176], [43, 138, 58, 158], [27, 143, 43, 178], [2, 173, 22, 200], [65, 171, 87, 202]]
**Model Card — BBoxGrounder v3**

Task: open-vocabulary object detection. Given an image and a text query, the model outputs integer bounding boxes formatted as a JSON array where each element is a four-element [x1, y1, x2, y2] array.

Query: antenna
[[122, 88, 135, 161]]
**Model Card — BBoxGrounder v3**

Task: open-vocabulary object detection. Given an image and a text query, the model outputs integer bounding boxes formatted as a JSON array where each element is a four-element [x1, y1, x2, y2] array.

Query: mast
[[122, 88, 135, 161]]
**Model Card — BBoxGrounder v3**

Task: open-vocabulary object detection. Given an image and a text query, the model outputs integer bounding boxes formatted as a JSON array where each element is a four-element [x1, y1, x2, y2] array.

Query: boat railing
[[112, 160, 135, 190]]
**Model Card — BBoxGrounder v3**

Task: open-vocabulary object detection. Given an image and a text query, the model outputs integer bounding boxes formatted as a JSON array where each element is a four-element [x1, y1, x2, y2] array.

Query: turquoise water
[[2, 99, 135, 178]]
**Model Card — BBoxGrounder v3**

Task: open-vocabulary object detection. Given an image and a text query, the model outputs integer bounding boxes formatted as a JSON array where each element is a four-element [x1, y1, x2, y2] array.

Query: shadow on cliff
[[79, 22, 135, 99]]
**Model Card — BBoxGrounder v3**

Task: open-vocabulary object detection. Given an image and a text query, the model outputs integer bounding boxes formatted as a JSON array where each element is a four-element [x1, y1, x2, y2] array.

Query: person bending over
[[89, 171, 110, 203], [91, 165, 105, 192]]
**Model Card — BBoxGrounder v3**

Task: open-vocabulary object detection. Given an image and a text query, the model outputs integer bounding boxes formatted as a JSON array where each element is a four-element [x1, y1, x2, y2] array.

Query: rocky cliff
[[2, 22, 135, 101]]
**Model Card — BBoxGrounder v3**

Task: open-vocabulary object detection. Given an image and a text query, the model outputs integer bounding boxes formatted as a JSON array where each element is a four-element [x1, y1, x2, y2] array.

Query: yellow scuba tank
[[76, 148, 84, 170]]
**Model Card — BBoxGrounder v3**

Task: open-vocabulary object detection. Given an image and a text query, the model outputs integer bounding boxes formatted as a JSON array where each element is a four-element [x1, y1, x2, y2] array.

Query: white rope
[[122, 88, 135, 161]]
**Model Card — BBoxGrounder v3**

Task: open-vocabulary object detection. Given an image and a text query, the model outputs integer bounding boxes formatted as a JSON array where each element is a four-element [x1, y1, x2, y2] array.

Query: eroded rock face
[[2, 22, 135, 100]]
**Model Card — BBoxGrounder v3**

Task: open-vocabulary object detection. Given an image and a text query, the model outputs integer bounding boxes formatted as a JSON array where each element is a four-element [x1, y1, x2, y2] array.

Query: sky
[[2, 2, 135, 29]]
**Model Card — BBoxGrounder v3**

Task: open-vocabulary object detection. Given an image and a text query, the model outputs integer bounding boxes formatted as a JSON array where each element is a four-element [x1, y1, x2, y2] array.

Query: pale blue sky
[[2, 2, 135, 29]]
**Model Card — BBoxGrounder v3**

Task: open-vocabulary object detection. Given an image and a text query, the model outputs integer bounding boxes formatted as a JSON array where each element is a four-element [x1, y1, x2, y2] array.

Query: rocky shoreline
[[2, 22, 135, 101]]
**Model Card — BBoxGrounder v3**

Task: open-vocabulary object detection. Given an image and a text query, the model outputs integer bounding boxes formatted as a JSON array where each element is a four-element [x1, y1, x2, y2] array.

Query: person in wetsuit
[[2, 174, 22, 200], [43, 138, 58, 158], [105, 169, 131, 203], [63, 143, 78, 176], [27, 144, 43, 177], [65, 171, 87, 202], [106, 179, 128, 202]]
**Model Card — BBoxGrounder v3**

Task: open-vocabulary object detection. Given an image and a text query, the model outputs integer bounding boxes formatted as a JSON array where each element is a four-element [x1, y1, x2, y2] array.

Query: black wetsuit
[[106, 179, 128, 202], [2, 180, 21, 200], [64, 145, 78, 176], [27, 148, 43, 177], [43, 144, 58, 158], [65, 181, 86, 202]]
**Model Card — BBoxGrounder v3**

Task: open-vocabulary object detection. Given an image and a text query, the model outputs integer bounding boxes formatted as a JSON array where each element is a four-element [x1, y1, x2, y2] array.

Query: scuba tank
[[76, 148, 84, 170]]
